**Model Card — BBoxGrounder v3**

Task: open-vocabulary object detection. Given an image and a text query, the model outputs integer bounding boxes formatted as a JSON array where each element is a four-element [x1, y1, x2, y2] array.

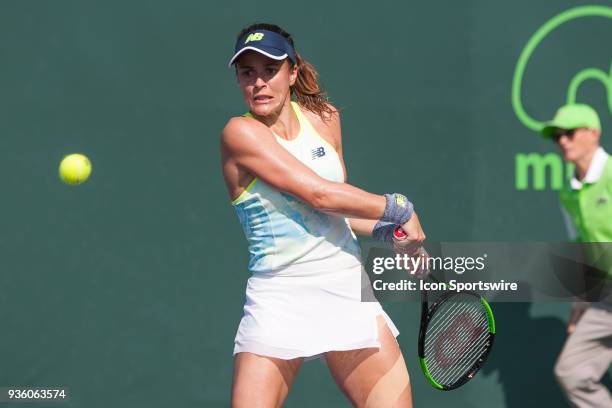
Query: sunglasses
[[551, 128, 578, 143]]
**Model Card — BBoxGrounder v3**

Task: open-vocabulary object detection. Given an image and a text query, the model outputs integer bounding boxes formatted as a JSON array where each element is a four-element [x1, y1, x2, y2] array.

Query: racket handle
[[393, 226, 407, 240], [394, 227, 431, 279]]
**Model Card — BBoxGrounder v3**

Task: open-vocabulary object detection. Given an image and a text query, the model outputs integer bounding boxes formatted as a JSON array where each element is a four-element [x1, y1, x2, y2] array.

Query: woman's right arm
[[221, 116, 388, 219], [220, 116, 425, 242]]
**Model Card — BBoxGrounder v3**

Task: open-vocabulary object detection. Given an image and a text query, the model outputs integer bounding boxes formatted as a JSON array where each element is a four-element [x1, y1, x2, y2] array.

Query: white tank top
[[232, 102, 362, 275]]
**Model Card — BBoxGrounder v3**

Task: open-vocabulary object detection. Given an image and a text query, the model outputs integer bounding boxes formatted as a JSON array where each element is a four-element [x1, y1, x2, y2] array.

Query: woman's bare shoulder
[[301, 103, 340, 124], [222, 115, 261, 134], [220, 115, 269, 149], [301, 103, 342, 150]]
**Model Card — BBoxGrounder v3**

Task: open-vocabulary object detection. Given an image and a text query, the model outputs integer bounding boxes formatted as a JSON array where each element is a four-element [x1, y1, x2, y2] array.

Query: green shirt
[[560, 149, 612, 242], [560, 148, 612, 282]]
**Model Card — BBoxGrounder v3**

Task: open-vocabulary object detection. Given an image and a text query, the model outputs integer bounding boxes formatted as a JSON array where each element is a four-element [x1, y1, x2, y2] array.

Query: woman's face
[[235, 51, 297, 117]]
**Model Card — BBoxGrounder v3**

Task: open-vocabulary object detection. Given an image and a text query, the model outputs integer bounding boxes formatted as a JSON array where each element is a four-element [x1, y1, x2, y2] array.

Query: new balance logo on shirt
[[311, 146, 325, 159]]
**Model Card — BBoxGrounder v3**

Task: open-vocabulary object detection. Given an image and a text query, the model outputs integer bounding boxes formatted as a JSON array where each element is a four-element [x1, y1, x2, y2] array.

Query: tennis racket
[[393, 228, 496, 391]]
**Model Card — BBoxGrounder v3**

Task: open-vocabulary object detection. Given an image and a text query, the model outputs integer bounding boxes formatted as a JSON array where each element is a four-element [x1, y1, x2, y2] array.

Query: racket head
[[418, 290, 496, 391]]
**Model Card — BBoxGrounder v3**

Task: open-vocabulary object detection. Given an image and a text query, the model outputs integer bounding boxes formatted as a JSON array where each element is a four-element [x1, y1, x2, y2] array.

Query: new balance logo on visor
[[311, 147, 325, 159], [244, 32, 264, 44]]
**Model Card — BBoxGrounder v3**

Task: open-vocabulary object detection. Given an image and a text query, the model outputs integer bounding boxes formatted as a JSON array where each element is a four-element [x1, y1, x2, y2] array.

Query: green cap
[[540, 103, 601, 138]]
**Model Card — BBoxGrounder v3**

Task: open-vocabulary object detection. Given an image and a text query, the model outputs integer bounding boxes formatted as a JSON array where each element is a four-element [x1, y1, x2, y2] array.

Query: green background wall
[[1, 0, 611, 406]]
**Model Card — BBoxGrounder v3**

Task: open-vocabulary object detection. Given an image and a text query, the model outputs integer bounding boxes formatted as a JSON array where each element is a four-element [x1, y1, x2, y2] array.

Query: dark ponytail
[[236, 23, 335, 120], [291, 53, 334, 119]]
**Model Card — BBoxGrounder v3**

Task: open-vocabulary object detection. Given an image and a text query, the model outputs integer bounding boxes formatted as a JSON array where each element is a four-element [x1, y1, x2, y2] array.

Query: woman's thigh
[[325, 316, 412, 408], [231, 352, 303, 408]]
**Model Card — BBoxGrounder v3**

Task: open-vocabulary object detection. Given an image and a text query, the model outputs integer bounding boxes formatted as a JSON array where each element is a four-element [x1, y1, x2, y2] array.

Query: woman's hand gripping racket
[[393, 227, 496, 391]]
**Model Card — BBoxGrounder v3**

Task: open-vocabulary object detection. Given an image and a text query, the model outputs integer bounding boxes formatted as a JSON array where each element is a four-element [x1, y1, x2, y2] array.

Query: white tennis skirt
[[233, 263, 399, 360]]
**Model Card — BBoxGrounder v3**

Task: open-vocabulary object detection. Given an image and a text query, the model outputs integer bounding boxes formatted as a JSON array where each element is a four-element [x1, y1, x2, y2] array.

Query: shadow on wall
[[481, 292, 568, 407]]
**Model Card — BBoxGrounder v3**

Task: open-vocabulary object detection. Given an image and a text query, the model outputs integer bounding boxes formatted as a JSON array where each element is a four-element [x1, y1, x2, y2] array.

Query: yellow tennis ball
[[59, 153, 92, 185]]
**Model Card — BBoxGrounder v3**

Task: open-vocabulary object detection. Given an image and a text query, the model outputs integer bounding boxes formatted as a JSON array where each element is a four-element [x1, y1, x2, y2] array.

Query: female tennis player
[[221, 23, 426, 407]]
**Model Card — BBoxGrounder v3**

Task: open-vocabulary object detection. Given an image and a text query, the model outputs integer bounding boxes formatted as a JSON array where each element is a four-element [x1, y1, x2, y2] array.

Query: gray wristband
[[372, 221, 397, 244], [382, 193, 413, 225]]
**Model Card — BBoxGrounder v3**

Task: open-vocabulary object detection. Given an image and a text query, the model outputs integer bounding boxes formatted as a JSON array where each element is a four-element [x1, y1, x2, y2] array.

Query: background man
[[541, 103, 612, 407]]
